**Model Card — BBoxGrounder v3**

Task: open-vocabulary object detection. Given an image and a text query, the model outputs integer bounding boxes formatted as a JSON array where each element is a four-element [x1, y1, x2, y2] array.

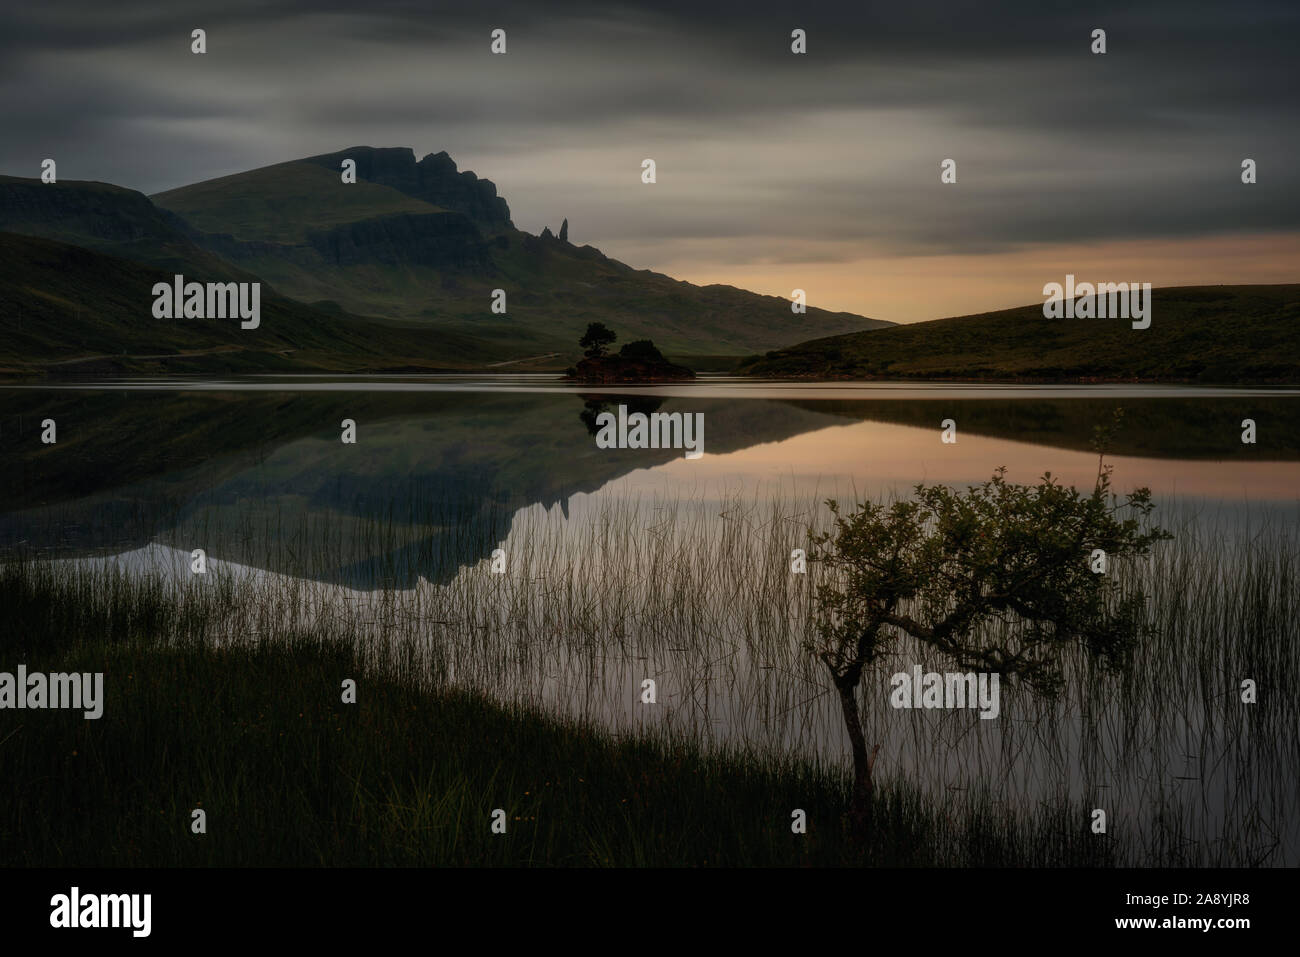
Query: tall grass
[[1, 488, 1296, 866]]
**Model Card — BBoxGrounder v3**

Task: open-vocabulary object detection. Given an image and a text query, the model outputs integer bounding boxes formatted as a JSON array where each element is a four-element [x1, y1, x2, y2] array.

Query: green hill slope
[[0, 232, 505, 375], [151, 160, 445, 244], [0, 174, 258, 279], [150, 147, 890, 357], [739, 285, 1300, 383]]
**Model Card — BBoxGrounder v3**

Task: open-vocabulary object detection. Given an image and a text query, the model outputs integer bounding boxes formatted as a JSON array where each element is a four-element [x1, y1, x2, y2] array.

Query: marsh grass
[[0, 487, 1295, 866]]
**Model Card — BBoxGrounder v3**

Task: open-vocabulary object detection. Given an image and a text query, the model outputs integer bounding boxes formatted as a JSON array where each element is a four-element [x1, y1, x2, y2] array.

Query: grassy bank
[[739, 284, 1300, 383], [0, 556, 1114, 867], [2, 484, 1295, 867]]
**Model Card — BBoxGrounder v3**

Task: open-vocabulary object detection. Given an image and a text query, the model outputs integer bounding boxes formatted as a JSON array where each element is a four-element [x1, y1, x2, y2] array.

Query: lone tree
[[809, 465, 1168, 841], [579, 321, 616, 359]]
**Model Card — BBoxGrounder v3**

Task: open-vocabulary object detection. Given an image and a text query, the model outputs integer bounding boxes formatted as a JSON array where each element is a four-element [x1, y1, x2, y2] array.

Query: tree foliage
[[579, 321, 616, 359], [809, 466, 1170, 837], [618, 339, 665, 362]]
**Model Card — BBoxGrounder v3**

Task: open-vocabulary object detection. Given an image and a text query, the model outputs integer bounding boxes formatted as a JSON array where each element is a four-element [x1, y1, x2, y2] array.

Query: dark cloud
[[0, 0, 1295, 259]]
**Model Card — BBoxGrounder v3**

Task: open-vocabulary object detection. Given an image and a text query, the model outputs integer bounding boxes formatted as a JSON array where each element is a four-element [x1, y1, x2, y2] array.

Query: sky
[[2, 0, 1297, 323]]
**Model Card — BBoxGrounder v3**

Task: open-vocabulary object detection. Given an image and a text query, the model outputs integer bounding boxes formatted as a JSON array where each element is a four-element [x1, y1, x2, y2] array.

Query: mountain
[[0, 174, 251, 278], [0, 231, 503, 375], [738, 285, 1300, 383], [149, 147, 890, 357]]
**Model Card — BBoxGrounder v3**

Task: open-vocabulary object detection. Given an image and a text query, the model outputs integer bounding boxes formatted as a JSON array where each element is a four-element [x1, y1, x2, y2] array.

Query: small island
[[563, 322, 695, 383]]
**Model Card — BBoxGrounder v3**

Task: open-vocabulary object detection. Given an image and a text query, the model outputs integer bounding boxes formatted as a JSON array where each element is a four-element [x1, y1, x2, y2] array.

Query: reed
[[1, 488, 1294, 866]]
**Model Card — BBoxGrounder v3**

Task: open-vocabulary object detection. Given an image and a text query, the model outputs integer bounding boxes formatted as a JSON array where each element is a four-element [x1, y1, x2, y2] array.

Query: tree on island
[[808, 460, 1168, 843], [579, 322, 617, 359], [616, 339, 666, 362], [567, 324, 693, 381]]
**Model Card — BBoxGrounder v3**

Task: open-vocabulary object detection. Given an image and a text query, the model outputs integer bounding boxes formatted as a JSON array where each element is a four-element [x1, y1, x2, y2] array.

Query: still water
[[4, 377, 1298, 864]]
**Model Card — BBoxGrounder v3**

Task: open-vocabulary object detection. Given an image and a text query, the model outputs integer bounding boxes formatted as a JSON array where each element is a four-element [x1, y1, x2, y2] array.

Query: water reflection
[[3, 379, 1298, 863]]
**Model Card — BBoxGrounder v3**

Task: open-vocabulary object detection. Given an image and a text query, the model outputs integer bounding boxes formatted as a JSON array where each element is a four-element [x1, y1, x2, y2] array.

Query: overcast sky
[[3, 0, 1297, 321]]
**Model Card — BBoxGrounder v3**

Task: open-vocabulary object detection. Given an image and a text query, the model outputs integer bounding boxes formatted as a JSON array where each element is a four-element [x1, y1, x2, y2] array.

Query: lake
[[4, 376, 1298, 864]]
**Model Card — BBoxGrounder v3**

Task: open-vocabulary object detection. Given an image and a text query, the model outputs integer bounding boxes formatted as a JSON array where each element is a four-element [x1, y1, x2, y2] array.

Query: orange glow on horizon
[[643, 232, 1300, 325]]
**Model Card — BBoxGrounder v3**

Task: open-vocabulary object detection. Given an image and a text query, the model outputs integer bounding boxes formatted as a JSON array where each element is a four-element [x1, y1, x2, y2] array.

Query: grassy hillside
[[152, 160, 444, 244], [0, 175, 259, 279], [0, 232, 508, 375], [740, 285, 1300, 383], [150, 149, 890, 357]]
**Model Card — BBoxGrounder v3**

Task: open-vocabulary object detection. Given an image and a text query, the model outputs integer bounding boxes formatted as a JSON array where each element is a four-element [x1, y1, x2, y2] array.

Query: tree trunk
[[834, 674, 874, 843]]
